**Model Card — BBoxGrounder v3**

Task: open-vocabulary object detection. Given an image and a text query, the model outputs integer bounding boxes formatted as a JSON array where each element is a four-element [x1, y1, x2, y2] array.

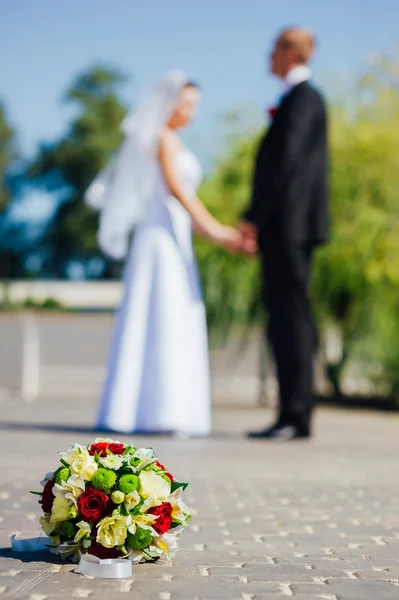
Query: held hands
[[214, 223, 258, 255], [238, 221, 258, 255]]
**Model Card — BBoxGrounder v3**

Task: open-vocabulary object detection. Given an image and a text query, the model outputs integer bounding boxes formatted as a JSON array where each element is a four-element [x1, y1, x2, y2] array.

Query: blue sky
[[1, 0, 398, 216]]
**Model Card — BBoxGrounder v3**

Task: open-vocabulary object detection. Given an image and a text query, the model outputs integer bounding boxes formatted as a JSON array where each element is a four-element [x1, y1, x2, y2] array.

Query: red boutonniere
[[268, 105, 279, 120]]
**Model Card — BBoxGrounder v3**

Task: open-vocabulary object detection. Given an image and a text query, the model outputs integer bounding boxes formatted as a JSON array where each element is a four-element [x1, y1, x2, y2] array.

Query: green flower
[[92, 468, 117, 494], [126, 526, 152, 550], [61, 521, 76, 539], [118, 474, 140, 495], [54, 467, 71, 486]]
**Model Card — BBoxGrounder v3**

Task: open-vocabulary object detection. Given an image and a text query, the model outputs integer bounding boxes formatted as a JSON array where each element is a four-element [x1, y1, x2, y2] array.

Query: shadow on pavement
[[0, 547, 60, 565], [0, 422, 237, 438]]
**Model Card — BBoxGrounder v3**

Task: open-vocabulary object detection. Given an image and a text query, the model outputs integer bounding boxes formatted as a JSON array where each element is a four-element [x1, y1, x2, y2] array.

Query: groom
[[241, 27, 328, 440]]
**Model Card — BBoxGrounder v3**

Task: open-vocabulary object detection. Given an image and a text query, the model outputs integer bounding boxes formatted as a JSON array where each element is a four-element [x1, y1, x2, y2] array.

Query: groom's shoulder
[[291, 80, 323, 97], [287, 82, 326, 116], [295, 81, 326, 105]]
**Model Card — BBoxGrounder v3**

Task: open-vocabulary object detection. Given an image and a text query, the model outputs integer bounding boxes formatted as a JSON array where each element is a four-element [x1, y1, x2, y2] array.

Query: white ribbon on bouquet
[[78, 554, 132, 579], [11, 534, 132, 579]]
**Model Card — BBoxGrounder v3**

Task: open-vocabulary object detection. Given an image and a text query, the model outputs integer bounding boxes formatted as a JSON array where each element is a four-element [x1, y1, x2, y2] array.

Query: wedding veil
[[85, 69, 189, 260]]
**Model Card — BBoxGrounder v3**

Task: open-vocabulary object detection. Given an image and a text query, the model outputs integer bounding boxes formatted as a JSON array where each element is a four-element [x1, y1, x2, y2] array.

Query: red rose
[[108, 443, 125, 455], [88, 543, 121, 560], [89, 442, 109, 457], [148, 502, 173, 534], [89, 442, 125, 456], [41, 479, 55, 513], [155, 461, 174, 482], [78, 488, 111, 522]]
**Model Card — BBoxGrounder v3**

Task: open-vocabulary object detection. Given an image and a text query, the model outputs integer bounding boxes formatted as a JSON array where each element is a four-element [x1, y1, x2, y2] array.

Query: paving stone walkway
[[0, 396, 398, 599]]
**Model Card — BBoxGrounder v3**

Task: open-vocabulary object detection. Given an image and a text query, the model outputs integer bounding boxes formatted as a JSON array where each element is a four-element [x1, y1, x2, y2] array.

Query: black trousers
[[260, 243, 317, 433]]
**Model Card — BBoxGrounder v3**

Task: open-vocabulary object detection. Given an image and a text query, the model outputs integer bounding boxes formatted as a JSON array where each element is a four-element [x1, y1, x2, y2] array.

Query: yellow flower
[[132, 448, 156, 471], [54, 474, 85, 507], [139, 470, 170, 502], [70, 447, 98, 481], [140, 496, 161, 513], [60, 443, 85, 463], [126, 513, 158, 535], [74, 521, 91, 544], [96, 515, 128, 548], [40, 516, 57, 537], [152, 531, 180, 560], [124, 491, 140, 512], [167, 489, 191, 525], [50, 496, 71, 523]]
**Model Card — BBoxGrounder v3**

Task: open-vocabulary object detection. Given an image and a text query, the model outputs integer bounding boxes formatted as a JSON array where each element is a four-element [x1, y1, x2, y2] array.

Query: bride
[[86, 70, 252, 436]]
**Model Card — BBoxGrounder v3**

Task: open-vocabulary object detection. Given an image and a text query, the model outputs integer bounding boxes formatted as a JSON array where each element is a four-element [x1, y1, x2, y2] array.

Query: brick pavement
[[0, 396, 398, 599]]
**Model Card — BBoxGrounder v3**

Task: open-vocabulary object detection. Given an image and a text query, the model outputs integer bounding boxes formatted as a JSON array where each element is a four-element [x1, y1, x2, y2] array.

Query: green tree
[[0, 103, 24, 278], [0, 103, 16, 212], [29, 66, 127, 277], [311, 54, 399, 394], [199, 54, 399, 396], [197, 119, 263, 339]]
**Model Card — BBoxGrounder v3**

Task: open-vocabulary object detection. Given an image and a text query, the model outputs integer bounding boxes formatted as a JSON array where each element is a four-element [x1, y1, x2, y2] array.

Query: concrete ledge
[[0, 280, 123, 309]]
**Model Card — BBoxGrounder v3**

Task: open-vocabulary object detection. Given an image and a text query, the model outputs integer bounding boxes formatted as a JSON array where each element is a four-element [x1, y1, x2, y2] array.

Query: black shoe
[[247, 423, 310, 441]]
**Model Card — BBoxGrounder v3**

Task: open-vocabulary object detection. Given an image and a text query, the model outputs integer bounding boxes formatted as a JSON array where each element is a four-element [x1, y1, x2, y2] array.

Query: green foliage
[[311, 55, 399, 392], [60, 521, 76, 539], [0, 295, 64, 311], [22, 296, 63, 310], [198, 55, 399, 393], [0, 103, 17, 213], [197, 127, 263, 339], [29, 66, 127, 276]]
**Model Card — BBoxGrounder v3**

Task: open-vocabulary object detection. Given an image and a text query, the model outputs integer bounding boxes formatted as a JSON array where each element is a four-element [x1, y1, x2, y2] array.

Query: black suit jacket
[[244, 81, 328, 248]]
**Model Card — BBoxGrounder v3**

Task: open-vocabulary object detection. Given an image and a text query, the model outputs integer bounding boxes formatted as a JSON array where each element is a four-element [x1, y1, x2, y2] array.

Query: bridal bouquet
[[33, 439, 191, 563]]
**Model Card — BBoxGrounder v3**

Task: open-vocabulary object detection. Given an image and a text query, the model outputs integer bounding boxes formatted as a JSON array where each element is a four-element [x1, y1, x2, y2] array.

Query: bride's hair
[[186, 81, 200, 89]]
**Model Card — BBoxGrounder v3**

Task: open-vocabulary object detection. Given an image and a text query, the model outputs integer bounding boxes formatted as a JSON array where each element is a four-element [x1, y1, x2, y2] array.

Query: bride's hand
[[210, 225, 242, 252], [213, 225, 258, 254]]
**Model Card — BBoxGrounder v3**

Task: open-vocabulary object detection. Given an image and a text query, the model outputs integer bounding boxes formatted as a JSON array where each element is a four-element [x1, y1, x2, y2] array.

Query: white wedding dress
[[97, 148, 211, 435]]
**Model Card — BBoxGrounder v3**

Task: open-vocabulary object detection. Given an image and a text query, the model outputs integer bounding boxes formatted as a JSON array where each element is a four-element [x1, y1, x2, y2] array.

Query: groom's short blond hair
[[278, 27, 315, 64]]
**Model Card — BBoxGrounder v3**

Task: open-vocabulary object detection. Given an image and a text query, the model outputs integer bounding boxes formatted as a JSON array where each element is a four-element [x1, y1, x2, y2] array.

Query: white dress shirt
[[284, 65, 312, 95]]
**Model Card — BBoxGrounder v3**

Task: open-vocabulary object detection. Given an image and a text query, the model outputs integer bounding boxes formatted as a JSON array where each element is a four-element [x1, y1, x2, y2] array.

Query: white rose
[[59, 443, 86, 464], [69, 447, 98, 481], [100, 454, 124, 470], [139, 470, 170, 502], [53, 474, 85, 507]]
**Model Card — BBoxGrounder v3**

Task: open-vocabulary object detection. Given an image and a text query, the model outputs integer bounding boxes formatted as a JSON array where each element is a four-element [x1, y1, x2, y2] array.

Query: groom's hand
[[239, 221, 258, 255]]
